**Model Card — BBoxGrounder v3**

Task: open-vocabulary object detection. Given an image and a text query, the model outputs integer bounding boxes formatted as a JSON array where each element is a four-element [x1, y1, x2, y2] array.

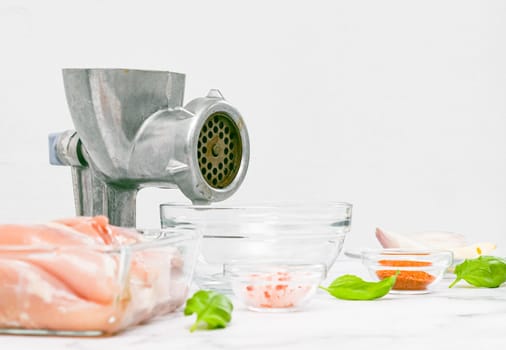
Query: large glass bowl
[[160, 202, 352, 292]]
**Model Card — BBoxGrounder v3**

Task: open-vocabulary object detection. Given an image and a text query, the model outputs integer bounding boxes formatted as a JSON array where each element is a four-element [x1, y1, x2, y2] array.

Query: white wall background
[[0, 0, 505, 254]]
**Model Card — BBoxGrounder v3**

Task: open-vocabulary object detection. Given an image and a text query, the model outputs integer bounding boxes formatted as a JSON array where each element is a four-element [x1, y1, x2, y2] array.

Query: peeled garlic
[[375, 228, 496, 260], [451, 242, 497, 259]]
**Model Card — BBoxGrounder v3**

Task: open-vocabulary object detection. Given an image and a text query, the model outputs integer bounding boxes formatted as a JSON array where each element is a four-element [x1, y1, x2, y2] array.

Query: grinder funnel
[[49, 69, 249, 227]]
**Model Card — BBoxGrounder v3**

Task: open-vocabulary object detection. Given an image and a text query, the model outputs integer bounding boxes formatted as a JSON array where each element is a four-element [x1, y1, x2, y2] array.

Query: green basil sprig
[[449, 256, 506, 288], [320, 272, 399, 300], [184, 290, 233, 332]]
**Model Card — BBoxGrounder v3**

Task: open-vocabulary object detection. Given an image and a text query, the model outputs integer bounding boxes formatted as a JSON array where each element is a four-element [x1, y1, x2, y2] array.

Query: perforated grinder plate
[[197, 113, 242, 189]]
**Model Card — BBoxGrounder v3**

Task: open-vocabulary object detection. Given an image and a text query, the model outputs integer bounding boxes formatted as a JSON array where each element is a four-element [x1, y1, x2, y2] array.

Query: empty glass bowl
[[160, 202, 352, 292], [224, 263, 326, 312], [361, 249, 453, 294]]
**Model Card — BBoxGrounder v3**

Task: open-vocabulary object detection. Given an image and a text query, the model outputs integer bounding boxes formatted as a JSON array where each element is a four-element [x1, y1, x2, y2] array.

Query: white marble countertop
[[2, 259, 506, 350]]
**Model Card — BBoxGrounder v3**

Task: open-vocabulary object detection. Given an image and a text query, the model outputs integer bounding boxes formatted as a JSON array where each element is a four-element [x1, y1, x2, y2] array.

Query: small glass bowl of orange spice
[[362, 249, 453, 294]]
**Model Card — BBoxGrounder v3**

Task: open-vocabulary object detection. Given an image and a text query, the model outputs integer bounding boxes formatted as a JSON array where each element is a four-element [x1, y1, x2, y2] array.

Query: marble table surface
[[2, 259, 506, 350]]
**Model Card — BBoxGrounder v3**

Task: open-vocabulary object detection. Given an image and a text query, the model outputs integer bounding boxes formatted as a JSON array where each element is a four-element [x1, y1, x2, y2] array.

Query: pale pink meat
[[0, 259, 122, 332], [0, 216, 186, 334]]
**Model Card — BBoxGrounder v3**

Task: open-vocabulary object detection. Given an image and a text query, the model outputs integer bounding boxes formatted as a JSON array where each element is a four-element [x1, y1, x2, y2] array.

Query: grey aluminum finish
[[49, 69, 249, 227]]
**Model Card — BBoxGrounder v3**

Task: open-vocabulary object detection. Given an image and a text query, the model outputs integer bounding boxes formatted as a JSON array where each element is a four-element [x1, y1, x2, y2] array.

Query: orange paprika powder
[[376, 260, 435, 290]]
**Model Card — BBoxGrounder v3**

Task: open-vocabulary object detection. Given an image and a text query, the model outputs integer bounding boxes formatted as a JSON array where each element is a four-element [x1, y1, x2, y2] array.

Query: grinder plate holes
[[197, 113, 242, 188]]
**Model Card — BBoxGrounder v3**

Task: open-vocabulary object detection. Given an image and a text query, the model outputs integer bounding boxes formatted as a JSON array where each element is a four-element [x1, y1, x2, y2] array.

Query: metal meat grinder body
[[49, 69, 249, 227]]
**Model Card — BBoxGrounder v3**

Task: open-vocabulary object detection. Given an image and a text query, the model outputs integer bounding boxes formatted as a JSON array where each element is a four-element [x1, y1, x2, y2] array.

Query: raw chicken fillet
[[0, 216, 188, 335]]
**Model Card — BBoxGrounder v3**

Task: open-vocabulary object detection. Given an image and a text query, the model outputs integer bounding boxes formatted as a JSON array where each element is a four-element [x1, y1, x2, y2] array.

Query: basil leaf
[[184, 290, 233, 332], [449, 256, 506, 288], [320, 272, 398, 300]]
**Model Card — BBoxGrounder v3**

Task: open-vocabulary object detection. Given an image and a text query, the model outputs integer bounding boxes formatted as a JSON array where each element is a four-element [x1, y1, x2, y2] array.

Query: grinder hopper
[[49, 69, 249, 227]]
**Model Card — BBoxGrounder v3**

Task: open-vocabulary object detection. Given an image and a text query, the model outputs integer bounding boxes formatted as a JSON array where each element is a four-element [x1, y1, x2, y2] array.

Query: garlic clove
[[376, 228, 468, 250], [375, 228, 429, 249], [451, 242, 497, 260], [375, 228, 497, 260]]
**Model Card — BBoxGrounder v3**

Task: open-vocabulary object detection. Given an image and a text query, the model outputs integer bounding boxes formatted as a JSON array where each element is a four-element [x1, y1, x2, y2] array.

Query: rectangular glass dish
[[0, 229, 199, 336]]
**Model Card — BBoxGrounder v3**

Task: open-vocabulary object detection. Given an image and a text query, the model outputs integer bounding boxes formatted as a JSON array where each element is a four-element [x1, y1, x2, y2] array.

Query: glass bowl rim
[[199, 231, 347, 240], [361, 248, 454, 269], [224, 262, 327, 280], [160, 201, 353, 211], [160, 201, 353, 232], [361, 248, 454, 258]]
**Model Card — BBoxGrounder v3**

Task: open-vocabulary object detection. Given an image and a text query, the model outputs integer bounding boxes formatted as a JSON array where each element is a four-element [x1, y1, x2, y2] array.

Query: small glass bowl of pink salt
[[224, 263, 326, 312]]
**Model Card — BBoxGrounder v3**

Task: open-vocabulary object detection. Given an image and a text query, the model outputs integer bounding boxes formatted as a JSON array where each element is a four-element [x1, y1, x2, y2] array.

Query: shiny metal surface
[[50, 69, 249, 226]]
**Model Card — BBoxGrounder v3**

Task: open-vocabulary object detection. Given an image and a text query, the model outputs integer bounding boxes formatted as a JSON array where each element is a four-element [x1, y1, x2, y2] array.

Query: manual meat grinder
[[49, 69, 249, 227]]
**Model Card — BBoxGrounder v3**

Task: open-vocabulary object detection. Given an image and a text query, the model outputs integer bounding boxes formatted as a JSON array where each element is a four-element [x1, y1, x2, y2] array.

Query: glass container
[[225, 262, 325, 312], [160, 202, 352, 292], [0, 229, 200, 336], [361, 249, 453, 294]]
